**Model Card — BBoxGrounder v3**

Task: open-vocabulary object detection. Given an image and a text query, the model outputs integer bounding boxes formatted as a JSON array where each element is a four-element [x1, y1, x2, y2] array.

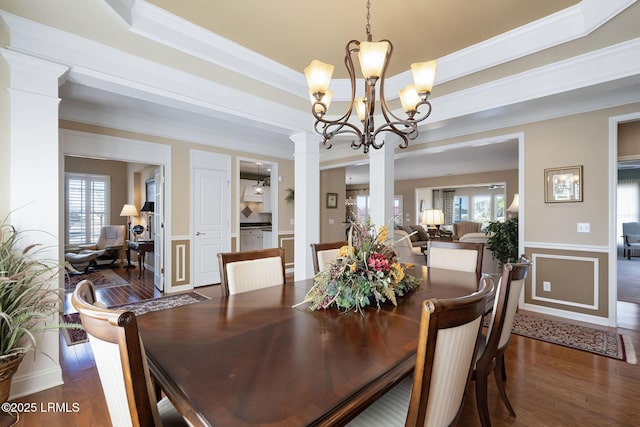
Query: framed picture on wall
[[326, 192, 338, 209], [544, 165, 583, 203]]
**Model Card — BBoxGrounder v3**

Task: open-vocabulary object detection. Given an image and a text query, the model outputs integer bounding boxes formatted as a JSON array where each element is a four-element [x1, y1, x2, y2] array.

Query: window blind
[[65, 173, 110, 245]]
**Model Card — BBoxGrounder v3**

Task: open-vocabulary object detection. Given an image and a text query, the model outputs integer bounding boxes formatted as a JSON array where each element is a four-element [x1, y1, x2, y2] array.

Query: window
[[472, 195, 491, 227], [65, 173, 110, 245], [453, 196, 469, 222], [355, 195, 403, 223]]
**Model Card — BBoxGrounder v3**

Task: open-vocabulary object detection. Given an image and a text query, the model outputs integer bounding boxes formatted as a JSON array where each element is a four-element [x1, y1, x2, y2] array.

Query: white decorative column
[[368, 141, 395, 228], [1, 49, 68, 397], [291, 132, 320, 280]]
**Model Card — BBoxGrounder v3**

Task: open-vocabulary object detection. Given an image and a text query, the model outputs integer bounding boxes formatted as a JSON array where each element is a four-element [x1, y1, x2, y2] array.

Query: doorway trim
[[609, 111, 640, 327], [60, 129, 179, 292]]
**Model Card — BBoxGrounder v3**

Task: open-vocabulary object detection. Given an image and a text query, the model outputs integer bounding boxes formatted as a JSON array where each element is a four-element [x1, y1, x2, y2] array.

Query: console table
[[126, 240, 154, 279]]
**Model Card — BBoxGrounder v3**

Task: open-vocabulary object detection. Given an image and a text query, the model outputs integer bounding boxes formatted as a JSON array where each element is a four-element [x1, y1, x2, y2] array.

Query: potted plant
[[485, 217, 519, 266], [0, 216, 65, 403]]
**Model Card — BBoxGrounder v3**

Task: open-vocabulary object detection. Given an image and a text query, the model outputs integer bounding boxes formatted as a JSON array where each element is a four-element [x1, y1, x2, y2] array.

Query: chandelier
[[304, 0, 437, 153]]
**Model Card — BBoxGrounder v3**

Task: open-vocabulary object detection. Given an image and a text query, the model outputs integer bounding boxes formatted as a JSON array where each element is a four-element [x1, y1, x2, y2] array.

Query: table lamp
[[120, 204, 139, 268], [140, 201, 155, 240], [421, 209, 444, 239]]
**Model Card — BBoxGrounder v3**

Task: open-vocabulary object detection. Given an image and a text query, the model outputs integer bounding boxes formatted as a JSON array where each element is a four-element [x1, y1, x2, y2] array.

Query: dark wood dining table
[[136, 266, 481, 427]]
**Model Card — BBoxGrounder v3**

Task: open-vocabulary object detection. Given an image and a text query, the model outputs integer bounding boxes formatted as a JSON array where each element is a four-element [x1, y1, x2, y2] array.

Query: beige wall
[[619, 121, 640, 159], [320, 167, 347, 242], [64, 156, 129, 231]]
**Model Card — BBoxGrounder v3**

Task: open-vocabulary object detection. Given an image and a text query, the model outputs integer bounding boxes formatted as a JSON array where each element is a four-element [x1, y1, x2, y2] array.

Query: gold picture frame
[[326, 192, 338, 209], [544, 165, 583, 203]]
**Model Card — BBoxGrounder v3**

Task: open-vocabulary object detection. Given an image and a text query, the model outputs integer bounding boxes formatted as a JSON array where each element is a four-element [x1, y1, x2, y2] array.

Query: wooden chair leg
[[475, 373, 492, 427], [493, 355, 516, 417]]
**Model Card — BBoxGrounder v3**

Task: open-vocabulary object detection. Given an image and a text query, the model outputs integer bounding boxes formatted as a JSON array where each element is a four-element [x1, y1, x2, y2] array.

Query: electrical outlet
[[543, 281, 551, 292], [290, 218, 294, 225], [577, 223, 590, 233]]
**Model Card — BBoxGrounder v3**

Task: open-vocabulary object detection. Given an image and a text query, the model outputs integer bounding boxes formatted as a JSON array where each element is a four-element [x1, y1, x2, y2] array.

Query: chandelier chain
[[365, 0, 371, 38]]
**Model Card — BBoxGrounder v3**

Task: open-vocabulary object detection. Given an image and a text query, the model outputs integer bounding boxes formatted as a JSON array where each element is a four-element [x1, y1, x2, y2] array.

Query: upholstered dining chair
[[310, 241, 347, 274], [348, 276, 494, 427], [217, 247, 285, 296], [71, 280, 187, 427], [427, 240, 484, 276], [472, 255, 532, 427]]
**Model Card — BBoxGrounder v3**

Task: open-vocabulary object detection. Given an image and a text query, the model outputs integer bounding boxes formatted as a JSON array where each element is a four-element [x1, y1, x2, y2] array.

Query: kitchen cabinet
[[260, 187, 271, 212], [240, 229, 262, 250], [262, 230, 273, 248]]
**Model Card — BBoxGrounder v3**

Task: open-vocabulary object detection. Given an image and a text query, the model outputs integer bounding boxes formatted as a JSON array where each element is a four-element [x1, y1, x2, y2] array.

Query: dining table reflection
[[137, 265, 482, 427]]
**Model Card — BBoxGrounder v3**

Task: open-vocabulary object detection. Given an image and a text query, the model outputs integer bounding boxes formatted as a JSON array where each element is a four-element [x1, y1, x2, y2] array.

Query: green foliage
[[0, 216, 64, 361], [294, 217, 420, 314], [285, 188, 294, 204], [485, 217, 519, 266]]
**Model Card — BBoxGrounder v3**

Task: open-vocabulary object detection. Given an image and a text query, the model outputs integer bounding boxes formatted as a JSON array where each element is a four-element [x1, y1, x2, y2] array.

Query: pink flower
[[368, 253, 390, 272]]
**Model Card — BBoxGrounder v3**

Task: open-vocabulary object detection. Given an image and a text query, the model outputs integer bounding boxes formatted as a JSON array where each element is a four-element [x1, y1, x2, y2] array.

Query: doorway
[[61, 129, 175, 291]]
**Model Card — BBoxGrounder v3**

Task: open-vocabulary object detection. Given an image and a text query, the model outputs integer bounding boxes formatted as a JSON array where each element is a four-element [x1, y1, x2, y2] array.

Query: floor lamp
[[120, 204, 138, 268]]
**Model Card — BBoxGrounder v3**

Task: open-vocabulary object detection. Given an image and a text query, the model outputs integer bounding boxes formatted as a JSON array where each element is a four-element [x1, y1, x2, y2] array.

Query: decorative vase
[[0, 353, 25, 403]]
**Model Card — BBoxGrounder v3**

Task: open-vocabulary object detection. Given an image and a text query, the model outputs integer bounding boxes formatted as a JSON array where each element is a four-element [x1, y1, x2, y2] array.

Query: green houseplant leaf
[[0, 215, 71, 362], [485, 217, 519, 266]]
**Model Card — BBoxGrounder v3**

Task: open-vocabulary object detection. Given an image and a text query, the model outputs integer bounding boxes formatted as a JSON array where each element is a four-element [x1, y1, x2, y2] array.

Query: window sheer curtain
[[617, 177, 640, 255]]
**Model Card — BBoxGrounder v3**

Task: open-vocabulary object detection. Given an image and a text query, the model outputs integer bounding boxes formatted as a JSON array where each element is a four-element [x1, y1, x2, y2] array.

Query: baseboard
[[9, 365, 64, 400], [520, 302, 611, 327]]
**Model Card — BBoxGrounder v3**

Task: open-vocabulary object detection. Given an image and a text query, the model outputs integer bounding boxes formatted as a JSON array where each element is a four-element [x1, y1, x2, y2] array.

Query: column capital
[[1, 49, 69, 96]]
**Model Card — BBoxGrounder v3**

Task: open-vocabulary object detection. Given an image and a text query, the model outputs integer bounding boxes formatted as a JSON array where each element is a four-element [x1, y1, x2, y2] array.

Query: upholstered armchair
[[622, 222, 640, 260], [452, 221, 482, 241], [77, 225, 126, 267]]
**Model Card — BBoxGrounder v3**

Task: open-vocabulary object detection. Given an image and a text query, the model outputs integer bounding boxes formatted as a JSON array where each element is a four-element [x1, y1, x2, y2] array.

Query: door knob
[[196, 231, 206, 236]]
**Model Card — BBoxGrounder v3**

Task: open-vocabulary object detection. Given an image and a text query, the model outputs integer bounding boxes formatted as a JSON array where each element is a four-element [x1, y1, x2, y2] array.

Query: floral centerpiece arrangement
[[295, 218, 421, 313]]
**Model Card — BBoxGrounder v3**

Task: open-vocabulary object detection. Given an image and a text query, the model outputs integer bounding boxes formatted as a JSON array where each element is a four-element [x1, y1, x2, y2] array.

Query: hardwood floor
[[5, 266, 640, 426]]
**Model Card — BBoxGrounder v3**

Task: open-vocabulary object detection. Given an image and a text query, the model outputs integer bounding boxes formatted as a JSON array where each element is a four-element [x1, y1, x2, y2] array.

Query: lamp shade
[[421, 209, 444, 226], [411, 60, 438, 94], [399, 84, 421, 113], [358, 41, 390, 79], [140, 201, 155, 213], [120, 204, 138, 217], [304, 60, 334, 95], [507, 194, 519, 213]]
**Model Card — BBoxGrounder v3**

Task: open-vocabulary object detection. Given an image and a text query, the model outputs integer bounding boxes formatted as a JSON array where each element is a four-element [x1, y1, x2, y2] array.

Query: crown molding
[[99, 0, 636, 102], [0, 11, 310, 136]]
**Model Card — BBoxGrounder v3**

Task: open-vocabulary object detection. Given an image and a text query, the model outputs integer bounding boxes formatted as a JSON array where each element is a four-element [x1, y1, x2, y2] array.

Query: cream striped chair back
[[218, 247, 285, 296]]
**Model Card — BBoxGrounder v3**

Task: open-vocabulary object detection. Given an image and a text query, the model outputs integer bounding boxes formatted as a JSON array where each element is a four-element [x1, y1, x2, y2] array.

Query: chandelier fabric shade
[[304, 0, 437, 153]]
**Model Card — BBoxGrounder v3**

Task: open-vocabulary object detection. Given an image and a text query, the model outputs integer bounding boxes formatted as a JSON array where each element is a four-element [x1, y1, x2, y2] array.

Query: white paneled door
[[192, 151, 231, 287]]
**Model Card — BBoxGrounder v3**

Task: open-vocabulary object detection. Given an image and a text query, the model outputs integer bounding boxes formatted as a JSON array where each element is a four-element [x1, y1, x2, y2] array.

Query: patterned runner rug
[[512, 312, 636, 364], [62, 292, 210, 345], [64, 269, 130, 293]]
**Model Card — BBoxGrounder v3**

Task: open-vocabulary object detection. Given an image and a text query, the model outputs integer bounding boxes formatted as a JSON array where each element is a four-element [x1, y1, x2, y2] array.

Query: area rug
[[62, 292, 210, 346], [511, 312, 636, 364], [64, 269, 130, 293]]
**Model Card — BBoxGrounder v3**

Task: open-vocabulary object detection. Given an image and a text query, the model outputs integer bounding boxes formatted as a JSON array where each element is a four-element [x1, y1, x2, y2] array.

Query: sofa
[[458, 232, 501, 275], [395, 225, 429, 248], [390, 230, 427, 266]]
